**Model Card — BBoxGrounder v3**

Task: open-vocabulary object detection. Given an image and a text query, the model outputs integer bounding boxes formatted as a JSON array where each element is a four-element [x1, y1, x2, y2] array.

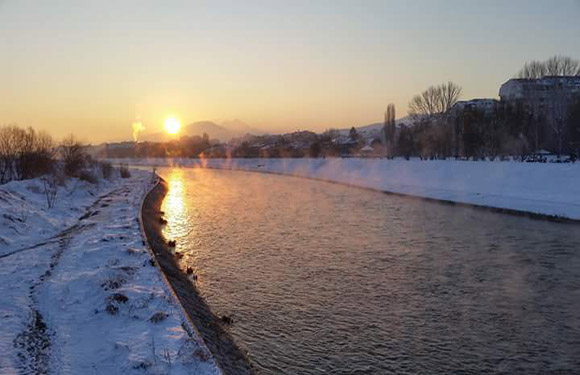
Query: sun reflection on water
[[161, 169, 189, 243]]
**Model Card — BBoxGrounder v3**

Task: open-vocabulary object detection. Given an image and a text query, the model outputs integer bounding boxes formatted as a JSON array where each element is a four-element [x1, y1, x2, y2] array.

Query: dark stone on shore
[[105, 303, 119, 315], [109, 293, 129, 304], [149, 311, 169, 324], [141, 178, 256, 375]]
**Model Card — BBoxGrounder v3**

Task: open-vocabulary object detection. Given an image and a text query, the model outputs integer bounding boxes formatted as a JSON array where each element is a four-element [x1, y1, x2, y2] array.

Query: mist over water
[[158, 167, 580, 374]]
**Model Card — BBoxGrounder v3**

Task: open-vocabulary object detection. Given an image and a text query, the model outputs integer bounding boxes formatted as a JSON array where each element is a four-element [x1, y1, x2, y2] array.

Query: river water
[[157, 167, 580, 374]]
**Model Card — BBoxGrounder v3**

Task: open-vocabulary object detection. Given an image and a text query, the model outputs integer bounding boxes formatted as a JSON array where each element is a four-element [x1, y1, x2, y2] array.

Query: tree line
[[517, 55, 580, 79], [382, 55, 580, 160], [99, 133, 212, 159], [0, 125, 126, 187]]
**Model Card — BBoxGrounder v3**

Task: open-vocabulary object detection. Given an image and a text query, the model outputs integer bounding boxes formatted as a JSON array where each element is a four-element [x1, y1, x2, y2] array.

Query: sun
[[164, 117, 181, 135]]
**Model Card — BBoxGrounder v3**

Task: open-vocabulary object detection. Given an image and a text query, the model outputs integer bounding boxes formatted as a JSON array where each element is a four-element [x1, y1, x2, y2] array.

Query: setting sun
[[164, 117, 181, 135]]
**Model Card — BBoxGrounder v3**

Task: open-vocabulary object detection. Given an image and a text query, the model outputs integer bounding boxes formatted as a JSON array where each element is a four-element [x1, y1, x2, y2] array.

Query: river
[[157, 167, 580, 374]]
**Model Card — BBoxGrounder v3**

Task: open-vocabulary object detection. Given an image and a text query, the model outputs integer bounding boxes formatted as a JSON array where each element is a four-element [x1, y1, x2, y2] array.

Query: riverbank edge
[[137, 159, 575, 224], [140, 176, 256, 375], [202, 165, 580, 224], [122, 158, 580, 223]]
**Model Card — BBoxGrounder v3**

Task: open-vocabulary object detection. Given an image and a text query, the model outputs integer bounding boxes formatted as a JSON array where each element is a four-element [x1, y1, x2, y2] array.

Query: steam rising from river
[[132, 120, 145, 142], [152, 166, 580, 375]]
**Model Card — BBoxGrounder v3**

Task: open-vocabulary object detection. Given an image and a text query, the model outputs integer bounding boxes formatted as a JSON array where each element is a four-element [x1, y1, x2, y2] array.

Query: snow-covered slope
[[0, 177, 116, 256], [114, 158, 580, 220], [0, 172, 221, 375]]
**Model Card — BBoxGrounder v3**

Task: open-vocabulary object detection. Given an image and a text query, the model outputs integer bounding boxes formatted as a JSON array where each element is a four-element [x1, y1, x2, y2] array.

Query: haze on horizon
[[1, 0, 579, 143]]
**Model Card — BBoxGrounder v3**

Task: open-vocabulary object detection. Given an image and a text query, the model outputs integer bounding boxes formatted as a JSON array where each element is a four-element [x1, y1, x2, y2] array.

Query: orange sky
[[1, 1, 579, 142]]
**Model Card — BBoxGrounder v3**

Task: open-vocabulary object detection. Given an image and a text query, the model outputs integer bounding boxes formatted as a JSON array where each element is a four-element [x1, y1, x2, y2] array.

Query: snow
[[0, 177, 114, 256], [0, 171, 221, 375], [114, 158, 580, 220]]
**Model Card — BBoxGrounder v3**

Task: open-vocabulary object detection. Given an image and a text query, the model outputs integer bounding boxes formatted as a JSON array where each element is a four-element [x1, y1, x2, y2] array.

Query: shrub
[[60, 135, 86, 177], [100, 161, 113, 179], [119, 163, 131, 178], [79, 170, 98, 184]]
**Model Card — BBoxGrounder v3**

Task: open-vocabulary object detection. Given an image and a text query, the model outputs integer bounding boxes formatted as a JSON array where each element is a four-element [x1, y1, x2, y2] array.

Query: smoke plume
[[132, 120, 145, 142]]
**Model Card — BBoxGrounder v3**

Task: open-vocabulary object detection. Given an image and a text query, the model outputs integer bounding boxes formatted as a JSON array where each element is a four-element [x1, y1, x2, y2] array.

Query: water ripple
[[158, 168, 580, 375]]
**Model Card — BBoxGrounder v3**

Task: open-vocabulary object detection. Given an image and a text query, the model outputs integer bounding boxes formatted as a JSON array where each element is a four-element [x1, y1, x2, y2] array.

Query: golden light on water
[[160, 168, 207, 283], [164, 117, 181, 135], [163, 168, 185, 219], [161, 169, 188, 240]]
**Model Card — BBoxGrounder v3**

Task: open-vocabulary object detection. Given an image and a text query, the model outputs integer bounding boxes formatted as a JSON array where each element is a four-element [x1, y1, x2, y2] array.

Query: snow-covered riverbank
[[0, 171, 221, 374], [115, 158, 580, 220]]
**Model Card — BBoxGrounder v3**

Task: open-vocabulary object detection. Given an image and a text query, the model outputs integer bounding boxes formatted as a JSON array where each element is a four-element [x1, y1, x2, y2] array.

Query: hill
[[141, 120, 264, 142], [338, 117, 411, 138]]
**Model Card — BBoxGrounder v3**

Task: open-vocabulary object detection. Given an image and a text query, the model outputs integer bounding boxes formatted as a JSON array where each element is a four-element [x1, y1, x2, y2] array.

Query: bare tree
[[549, 84, 569, 158], [517, 55, 580, 78], [0, 125, 54, 182], [408, 82, 462, 119], [382, 103, 396, 157], [0, 125, 20, 183], [568, 99, 580, 158], [42, 176, 58, 208], [517, 61, 547, 79], [545, 55, 580, 76], [15, 128, 54, 180], [60, 135, 85, 177], [385, 104, 396, 130]]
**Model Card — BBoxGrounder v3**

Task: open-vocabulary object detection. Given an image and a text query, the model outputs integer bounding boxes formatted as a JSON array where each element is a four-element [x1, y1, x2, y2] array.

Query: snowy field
[[0, 170, 221, 375], [115, 157, 580, 220]]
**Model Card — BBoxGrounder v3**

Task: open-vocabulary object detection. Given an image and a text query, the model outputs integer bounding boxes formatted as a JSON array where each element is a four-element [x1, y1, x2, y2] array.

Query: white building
[[499, 76, 580, 103], [449, 99, 499, 116]]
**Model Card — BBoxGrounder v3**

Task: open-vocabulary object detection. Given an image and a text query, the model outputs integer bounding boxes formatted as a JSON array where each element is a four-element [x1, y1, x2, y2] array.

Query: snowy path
[[0, 174, 221, 375]]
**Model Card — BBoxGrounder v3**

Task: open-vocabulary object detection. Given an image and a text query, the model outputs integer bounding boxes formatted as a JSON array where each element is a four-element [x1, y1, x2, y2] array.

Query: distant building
[[499, 76, 580, 154], [449, 99, 498, 116], [499, 76, 580, 110], [358, 138, 384, 157], [359, 145, 374, 156]]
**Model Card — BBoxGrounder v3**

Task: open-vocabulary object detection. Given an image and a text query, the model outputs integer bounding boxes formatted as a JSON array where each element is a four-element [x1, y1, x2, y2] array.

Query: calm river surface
[[157, 167, 580, 374]]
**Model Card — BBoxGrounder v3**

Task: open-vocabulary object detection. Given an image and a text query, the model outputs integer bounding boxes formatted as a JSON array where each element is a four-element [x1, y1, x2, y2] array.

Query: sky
[[1, 0, 579, 143]]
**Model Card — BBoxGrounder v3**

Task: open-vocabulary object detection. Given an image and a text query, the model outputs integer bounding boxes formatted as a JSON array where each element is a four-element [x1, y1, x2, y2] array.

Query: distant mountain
[[182, 121, 233, 141], [219, 119, 266, 136], [140, 120, 262, 142], [139, 130, 169, 143]]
